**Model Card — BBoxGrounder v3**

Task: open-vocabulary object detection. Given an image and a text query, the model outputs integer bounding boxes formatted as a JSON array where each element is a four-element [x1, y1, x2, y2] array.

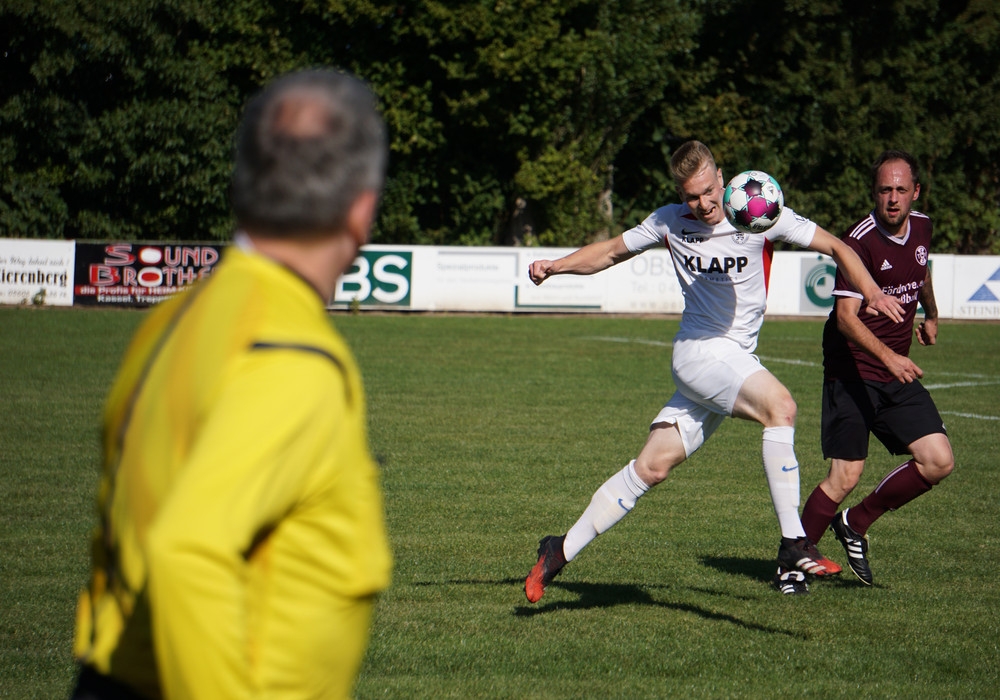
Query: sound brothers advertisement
[[74, 243, 223, 306]]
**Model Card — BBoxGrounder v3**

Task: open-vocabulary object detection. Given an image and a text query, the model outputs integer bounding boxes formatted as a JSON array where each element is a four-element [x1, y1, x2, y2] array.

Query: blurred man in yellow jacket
[[71, 69, 392, 699]]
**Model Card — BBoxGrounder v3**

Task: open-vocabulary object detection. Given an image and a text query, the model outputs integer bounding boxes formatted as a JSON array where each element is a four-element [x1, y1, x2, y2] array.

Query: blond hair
[[669, 141, 717, 188]]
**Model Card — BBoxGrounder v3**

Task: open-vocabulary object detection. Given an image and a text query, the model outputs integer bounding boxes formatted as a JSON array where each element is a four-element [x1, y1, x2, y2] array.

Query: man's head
[[670, 141, 726, 226], [231, 69, 387, 239], [870, 149, 920, 235]]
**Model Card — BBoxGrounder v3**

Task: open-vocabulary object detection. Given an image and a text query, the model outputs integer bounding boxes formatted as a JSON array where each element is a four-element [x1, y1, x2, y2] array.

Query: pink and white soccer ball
[[723, 170, 784, 233]]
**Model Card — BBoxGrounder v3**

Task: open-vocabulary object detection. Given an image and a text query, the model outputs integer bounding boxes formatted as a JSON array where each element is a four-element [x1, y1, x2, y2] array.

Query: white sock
[[762, 426, 806, 539], [563, 460, 649, 561]]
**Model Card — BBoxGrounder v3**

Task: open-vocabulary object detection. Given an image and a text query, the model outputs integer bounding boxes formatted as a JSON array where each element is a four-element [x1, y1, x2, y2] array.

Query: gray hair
[[231, 69, 387, 237]]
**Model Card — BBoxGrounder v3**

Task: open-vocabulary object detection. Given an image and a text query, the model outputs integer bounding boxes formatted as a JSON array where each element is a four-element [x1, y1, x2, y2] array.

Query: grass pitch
[[2, 307, 998, 698]]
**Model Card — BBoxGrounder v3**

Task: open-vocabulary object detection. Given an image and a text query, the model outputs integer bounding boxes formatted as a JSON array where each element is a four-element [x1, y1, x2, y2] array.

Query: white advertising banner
[[2, 239, 996, 320], [419, 247, 522, 311], [0, 239, 75, 307], [949, 255, 1000, 320], [329, 245, 1000, 321]]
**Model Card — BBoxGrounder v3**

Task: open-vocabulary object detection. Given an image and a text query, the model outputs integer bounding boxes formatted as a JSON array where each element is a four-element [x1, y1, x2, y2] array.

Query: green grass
[[2, 307, 999, 698]]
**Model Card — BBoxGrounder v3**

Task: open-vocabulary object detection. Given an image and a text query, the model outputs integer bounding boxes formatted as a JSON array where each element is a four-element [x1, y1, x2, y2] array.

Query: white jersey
[[622, 204, 817, 351]]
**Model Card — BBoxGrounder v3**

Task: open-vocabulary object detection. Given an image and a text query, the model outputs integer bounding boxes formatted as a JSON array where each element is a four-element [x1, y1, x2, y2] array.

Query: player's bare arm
[[835, 296, 923, 383], [528, 235, 635, 285], [808, 228, 905, 323], [915, 268, 939, 346]]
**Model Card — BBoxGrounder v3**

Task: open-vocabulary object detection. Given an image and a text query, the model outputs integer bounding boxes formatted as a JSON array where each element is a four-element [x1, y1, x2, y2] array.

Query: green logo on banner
[[336, 251, 412, 306], [804, 262, 837, 308]]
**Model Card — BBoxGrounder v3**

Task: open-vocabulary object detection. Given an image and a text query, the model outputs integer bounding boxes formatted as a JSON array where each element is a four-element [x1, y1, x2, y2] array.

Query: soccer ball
[[723, 170, 784, 233]]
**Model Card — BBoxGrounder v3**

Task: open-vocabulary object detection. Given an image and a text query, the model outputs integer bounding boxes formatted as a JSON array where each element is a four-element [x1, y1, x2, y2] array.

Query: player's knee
[[832, 471, 861, 498], [769, 393, 797, 426], [828, 460, 863, 498], [636, 423, 687, 486], [938, 459, 954, 482], [923, 455, 954, 484], [634, 454, 676, 486], [914, 435, 954, 485]]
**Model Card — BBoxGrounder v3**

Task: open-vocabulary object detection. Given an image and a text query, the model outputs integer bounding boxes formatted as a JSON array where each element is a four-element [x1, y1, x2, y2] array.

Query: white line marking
[[584, 340, 1000, 404], [940, 411, 1000, 421], [929, 371, 993, 379], [583, 336, 673, 348], [922, 381, 1000, 391], [758, 356, 820, 367]]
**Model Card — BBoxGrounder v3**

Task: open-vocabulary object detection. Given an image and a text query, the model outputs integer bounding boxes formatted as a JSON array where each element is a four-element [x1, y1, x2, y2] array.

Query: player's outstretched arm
[[808, 228, 905, 323], [528, 235, 634, 285]]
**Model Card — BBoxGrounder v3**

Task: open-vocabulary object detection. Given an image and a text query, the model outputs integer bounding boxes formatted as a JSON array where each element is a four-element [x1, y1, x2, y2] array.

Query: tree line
[[2, 0, 997, 253]]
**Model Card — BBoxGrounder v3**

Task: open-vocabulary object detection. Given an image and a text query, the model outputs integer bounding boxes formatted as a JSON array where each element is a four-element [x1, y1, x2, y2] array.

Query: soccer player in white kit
[[524, 141, 905, 597]]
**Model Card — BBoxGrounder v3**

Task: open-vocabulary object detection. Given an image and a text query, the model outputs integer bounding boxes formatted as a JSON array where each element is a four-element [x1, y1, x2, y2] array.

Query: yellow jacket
[[74, 246, 391, 698]]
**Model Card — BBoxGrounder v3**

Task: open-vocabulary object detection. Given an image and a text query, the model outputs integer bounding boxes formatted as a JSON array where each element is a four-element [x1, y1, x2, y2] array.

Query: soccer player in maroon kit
[[800, 150, 954, 585]]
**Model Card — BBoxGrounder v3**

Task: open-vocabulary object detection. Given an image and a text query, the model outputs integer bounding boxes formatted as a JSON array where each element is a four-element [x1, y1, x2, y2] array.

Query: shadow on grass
[[503, 578, 806, 638], [412, 578, 807, 639], [700, 556, 777, 583], [412, 573, 810, 637], [701, 556, 876, 590]]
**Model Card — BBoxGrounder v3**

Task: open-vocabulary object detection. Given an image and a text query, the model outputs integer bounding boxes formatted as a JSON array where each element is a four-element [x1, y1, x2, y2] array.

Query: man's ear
[[346, 190, 378, 246], [912, 183, 921, 202]]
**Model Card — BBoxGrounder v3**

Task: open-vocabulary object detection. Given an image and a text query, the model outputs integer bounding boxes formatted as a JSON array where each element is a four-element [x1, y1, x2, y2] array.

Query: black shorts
[[821, 378, 947, 460], [71, 666, 146, 700]]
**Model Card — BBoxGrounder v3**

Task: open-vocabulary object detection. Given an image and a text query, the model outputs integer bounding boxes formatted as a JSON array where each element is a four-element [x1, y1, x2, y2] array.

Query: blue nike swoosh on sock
[[618, 498, 632, 512], [781, 465, 799, 472]]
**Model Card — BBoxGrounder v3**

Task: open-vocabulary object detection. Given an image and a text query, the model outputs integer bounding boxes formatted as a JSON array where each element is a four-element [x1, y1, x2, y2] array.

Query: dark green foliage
[[1, 1, 998, 250], [1, 1, 255, 240], [685, 0, 1000, 252], [353, 0, 693, 247]]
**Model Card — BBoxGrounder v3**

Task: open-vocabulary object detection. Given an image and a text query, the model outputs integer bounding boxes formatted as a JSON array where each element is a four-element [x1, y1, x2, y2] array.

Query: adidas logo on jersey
[[880, 259, 893, 271]]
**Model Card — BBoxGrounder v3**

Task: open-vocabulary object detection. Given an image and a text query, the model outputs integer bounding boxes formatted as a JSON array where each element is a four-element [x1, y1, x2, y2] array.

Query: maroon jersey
[[823, 211, 932, 382]]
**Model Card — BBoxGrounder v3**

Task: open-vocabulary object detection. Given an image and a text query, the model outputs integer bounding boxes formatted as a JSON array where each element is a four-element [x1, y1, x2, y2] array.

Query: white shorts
[[650, 337, 765, 457]]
